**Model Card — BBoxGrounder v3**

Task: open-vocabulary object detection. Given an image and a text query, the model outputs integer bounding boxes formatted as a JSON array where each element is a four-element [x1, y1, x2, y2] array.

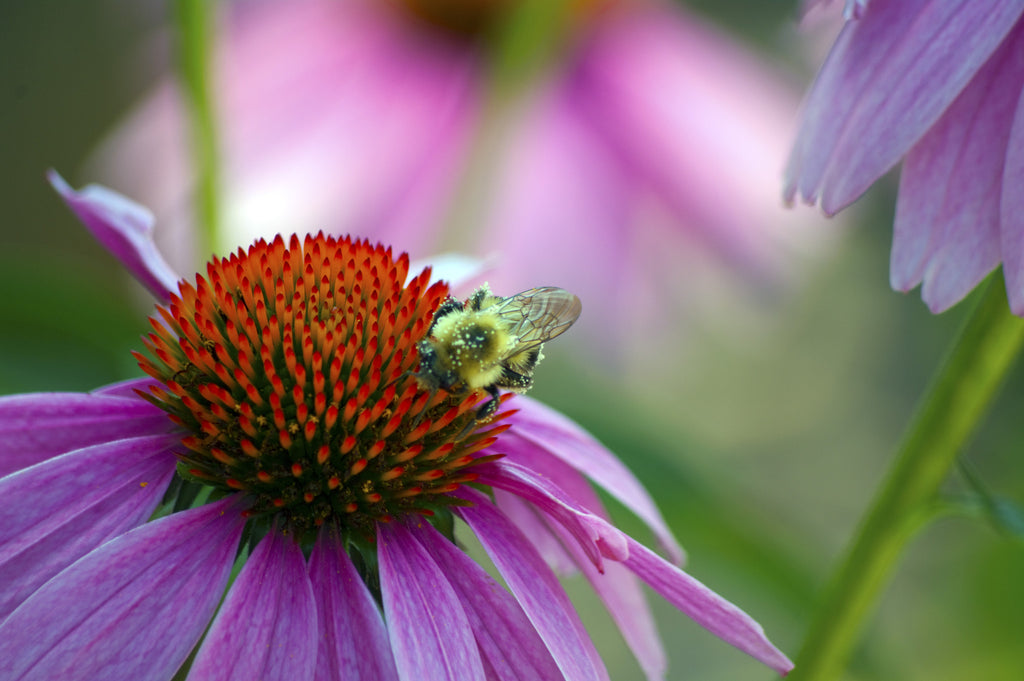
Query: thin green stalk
[[436, 0, 573, 253], [487, 0, 573, 97], [788, 277, 1024, 681], [173, 0, 221, 260]]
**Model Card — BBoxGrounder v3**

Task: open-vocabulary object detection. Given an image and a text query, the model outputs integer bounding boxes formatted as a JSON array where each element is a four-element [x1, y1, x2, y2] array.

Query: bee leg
[[475, 385, 502, 421], [450, 385, 501, 442]]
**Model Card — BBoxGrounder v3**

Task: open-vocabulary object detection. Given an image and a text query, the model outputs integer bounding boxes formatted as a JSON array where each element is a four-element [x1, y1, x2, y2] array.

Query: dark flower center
[[137, 234, 504, 536], [391, 0, 618, 40]]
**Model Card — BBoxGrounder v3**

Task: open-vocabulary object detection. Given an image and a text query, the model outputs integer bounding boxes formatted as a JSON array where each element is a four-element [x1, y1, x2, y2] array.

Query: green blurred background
[[2, 1, 1023, 679]]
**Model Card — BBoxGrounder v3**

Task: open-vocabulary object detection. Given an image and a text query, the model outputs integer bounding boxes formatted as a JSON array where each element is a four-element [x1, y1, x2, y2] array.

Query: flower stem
[[172, 0, 221, 261], [436, 0, 572, 254], [488, 0, 573, 96], [789, 277, 1024, 681]]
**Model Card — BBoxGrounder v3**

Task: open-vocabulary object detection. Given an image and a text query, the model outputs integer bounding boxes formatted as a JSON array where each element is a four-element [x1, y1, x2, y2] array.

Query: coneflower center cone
[[137, 234, 505, 535]]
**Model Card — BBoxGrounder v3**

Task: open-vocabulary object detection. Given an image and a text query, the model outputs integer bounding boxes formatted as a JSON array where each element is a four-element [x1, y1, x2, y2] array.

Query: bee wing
[[492, 287, 582, 354]]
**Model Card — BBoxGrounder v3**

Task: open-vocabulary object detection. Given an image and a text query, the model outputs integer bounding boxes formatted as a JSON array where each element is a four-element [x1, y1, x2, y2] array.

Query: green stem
[[436, 0, 573, 253], [173, 0, 221, 261], [788, 277, 1024, 681], [487, 0, 573, 97]]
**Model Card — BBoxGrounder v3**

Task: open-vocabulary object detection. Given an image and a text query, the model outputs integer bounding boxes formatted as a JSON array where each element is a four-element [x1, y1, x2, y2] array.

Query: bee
[[414, 284, 582, 421]]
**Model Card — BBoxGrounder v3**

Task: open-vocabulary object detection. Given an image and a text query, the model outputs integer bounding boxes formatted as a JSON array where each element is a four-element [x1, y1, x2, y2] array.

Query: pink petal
[[457, 488, 609, 681], [501, 396, 683, 564], [474, 82, 637, 348], [573, 5, 811, 275], [188, 528, 318, 681], [92, 0, 480, 259], [411, 518, 564, 680], [0, 390, 173, 477], [475, 459, 629, 569], [800, 0, 868, 20], [621, 536, 794, 676], [786, 0, 1024, 213], [408, 253, 492, 297], [493, 490, 578, 576], [0, 497, 247, 681], [217, 1, 479, 251], [47, 169, 181, 301], [377, 521, 486, 681], [892, 20, 1024, 311], [1000, 84, 1024, 314], [308, 527, 399, 681], [548, 521, 666, 681], [500, 462, 666, 681], [0, 434, 178, 619], [91, 376, 161, 398]]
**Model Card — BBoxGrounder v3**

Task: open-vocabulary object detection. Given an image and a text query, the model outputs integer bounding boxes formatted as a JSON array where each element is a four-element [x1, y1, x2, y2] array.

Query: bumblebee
[[414, 284, 582, 420]]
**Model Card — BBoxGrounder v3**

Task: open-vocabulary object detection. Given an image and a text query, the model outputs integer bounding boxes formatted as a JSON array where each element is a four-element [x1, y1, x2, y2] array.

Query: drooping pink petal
[[493, 490, 578, 576], [308, 527, 399, 681], [0, 496, 247, 681], [785, 0, 1024, 214], [621, 535, 794, 676], [1000, 86, 1024, 314], [475, 459, 628, 569], [0, 390, 173, 477], [377, 521, 486, 681], [187, 528, 318, 681], [495, 458, 666, 681], [47, 169, 181, 301], [0, 433, 178, 619], [500, 396, 684, 564], [410, 518, 564, 680], [891, 19, 1024, 311], [456, 488, 609, 681], [549, 520, 666, 681]]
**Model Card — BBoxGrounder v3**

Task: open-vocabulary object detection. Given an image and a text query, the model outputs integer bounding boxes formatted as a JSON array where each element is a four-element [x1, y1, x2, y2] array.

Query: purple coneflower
[[0, 173, 793, 680], [786, 0, 1024, 313]]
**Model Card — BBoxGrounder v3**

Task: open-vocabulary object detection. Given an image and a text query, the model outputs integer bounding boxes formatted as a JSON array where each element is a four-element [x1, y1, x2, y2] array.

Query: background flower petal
[[621, 535, 794, 676], [409, 252, 490, 294], [377, 520, 486, 681], [0, 390, 172, 477], [892, 19, 1024, 311], [0, 433, 178, 619], [47, 169, 181, 301], [474, 83, 637, 349], [188, 528, 318, 681], [501, 397, 684, 564], [0, 496, 246, 681], [573, 5, 816, 275], [308, 527, 399, 681], [410, 518, 564, 681], [89, 0, 479, 267], [457, 488, 609, 681], [786, 0, 1024, 213]]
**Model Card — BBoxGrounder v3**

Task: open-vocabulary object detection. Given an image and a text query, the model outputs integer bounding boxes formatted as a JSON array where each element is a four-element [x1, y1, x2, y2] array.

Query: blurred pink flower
[[92, 0, 827, 342], [786, 0, 1024, 313]]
